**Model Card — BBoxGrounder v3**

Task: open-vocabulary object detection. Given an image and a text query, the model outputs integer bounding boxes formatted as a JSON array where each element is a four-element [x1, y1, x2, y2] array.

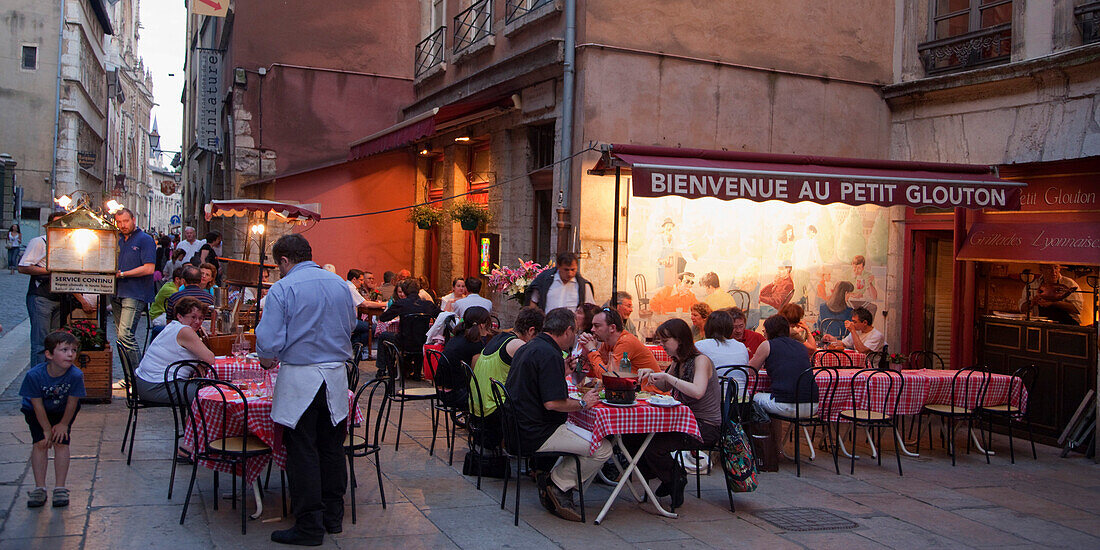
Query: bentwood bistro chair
[[345, 378, 390, 523], [117, 343, 173, 465], [163, 359, 215, 500], [379, 340, 437, 451]]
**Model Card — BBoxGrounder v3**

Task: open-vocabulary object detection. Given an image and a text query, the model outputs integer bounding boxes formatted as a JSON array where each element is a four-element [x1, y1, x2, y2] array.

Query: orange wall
[[271, 152, 417, 278]]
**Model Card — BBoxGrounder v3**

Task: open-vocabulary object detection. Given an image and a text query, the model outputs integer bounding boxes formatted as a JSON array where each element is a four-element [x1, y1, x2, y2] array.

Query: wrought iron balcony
[[918, 23, 1012, 75], [1076, 1, 1100, 44], [454, 0, 493, 54], [506, 0, 554, 23], [415, 26, 446, 78]]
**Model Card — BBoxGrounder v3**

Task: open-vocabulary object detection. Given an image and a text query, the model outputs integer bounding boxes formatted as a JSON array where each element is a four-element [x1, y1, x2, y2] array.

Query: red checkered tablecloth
[[212, 356, 263, 380], [645, 344, 671, 364], [183, 377, 364, 484], [751, 368, 1027, 421], [569, 401, 702, 455], [813, 349, 866, 368]]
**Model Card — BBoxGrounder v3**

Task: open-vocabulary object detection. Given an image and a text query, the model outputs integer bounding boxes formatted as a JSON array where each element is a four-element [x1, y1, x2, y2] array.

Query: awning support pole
[[255, 210, 268, 329], [611, 166, 621, 307]]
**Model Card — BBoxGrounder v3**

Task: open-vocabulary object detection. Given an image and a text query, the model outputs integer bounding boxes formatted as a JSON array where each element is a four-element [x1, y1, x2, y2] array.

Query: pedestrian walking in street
[[7, 224, 21, 274], [256, 234, 356, 546], [19, 330, 86, 508], [112, 208, 157, 370]]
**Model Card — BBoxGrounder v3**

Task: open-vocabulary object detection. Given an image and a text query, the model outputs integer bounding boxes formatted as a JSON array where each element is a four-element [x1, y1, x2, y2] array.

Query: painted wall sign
[[196, 49, 222, 152], [1015, 179, 1100, 212], [77, 151, 97, 169], [957, 222, 1100, 265], [191, 0, 229, 18]]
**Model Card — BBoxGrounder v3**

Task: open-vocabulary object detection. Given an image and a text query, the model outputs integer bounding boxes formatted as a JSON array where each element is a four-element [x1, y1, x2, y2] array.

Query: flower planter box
[[77, 348, 113, 403]]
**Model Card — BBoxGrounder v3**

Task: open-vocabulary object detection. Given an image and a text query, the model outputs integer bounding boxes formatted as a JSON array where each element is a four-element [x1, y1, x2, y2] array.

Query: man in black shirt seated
[[376, 278, 439, 379], [504, 308, 607, 522]]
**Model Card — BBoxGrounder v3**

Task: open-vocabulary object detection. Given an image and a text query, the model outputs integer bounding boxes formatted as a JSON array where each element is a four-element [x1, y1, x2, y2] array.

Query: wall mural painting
[[626, 196, 889, 341]]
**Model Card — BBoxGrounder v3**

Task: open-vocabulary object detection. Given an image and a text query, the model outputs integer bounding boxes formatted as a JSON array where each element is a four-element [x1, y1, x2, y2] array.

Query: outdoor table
[[644, 344, 671, 367], [361, 305, 385, 359], [183, 360, 364, 517], [569, 399, 701, 524], [751, 367, 1027, 457]]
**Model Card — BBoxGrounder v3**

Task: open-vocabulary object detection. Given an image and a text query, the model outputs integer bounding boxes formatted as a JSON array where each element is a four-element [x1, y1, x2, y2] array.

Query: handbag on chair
[[719, 421, 759, 492]]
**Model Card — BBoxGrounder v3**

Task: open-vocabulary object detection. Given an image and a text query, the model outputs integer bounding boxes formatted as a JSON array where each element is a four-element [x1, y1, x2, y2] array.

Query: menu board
[[47, 228, 117, 273]]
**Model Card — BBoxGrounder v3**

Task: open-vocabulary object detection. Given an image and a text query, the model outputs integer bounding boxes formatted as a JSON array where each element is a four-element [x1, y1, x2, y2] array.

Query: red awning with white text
[[590, 144, 1025, 210]]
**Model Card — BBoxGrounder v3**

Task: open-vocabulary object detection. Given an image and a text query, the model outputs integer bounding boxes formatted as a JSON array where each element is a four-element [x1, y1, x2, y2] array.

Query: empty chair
[[345, 378, 390, 523], [836, 368, 905, 475], [916, 366, 991, 466], [978, 364, 1037, 463], [379, 340, 437, 452], [163, 359, 215, 500], [908, 350, 945, 370]]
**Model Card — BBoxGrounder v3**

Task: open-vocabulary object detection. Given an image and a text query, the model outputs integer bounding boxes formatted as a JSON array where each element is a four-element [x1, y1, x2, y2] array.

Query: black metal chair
[[462, 360, 495, 490], [379, 339, 437, 452], [837, 368, 905, 475], [978, 364, 1037, 464], [346, 378, 390, 523], [864, 350, 888, 369], [345, 357, 361, 395], [908, 350, 946, 370], [489, 314, 501, 330], [117, 343, 173, 465], [352, 341, 365, 364], [396, 312, 435, 378], [427, 349, 464, 465], [812, 349, 855, 369], [163, 359, 215, 500], [490, 379, 586, 526], [718, 365, 758, 427], [767, 366, 841, 477], [178, 378, 273, 535], [677, 371, 747, 510], [916, 366, 991, 466]]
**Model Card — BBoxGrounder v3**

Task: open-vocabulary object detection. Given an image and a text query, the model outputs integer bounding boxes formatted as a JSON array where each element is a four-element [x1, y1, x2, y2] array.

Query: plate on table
[[600, 399, 637, 407], [646, 395, 682, 407]]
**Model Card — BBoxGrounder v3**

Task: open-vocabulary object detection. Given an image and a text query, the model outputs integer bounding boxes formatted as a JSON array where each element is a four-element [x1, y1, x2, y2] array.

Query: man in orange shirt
[[649, 272, 698, 314], [577, 309, 665, 393]]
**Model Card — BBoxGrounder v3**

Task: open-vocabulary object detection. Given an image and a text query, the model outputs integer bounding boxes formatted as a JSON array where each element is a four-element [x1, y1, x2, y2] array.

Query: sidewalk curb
[[0, 318, 31, 394]]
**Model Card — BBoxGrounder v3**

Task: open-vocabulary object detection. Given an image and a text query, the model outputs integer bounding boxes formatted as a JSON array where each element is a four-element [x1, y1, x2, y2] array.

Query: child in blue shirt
[[19, 330, 86, 508]]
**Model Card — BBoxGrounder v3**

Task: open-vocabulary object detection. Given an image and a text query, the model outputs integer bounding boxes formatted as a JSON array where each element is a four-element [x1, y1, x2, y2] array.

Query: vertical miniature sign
[[196, 48, 221, 152]]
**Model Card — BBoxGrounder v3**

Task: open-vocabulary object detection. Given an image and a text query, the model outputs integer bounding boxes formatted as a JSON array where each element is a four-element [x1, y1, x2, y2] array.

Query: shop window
[[533, 187, 553, 264], [528, 123, 555, 171], [468, 146, 492, 190], [918, 0, 1012, 74], [21, 45, 37, 70], [1076, 1, 1100, 44]]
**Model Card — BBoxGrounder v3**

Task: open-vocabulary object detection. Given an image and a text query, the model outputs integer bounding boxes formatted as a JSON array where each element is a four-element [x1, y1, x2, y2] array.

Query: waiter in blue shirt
[[257, 234, 356, 546], [113, 208, 156, 370]]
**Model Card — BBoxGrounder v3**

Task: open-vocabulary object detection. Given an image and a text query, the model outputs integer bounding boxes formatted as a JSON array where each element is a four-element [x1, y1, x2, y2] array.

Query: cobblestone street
[[0, 272, 30, 335]]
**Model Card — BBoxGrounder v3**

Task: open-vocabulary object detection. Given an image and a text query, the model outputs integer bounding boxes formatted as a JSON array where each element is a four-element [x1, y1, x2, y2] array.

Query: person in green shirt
[[469, 306, 544, 449], [150, 267, 185, 329]]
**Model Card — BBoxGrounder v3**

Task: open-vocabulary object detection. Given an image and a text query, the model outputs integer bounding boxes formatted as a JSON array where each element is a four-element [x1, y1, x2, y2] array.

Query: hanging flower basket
[[407, 204, 445, 230], [449, 201, 491, 231]]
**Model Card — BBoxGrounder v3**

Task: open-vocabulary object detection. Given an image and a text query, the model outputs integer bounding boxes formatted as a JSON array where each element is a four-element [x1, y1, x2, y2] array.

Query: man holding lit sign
[[112, 208, 156, 370]]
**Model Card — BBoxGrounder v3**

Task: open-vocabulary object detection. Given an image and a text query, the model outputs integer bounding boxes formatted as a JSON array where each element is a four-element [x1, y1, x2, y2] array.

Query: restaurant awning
[[348, 94, 520, 161], [590, 144, 1025, 210], [204, 200, 321, 224], [956, 222, 1100, 265]]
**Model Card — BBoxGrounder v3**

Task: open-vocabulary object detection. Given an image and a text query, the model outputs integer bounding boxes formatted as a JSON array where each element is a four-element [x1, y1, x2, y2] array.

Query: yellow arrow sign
[[192, 0, 229, 18]]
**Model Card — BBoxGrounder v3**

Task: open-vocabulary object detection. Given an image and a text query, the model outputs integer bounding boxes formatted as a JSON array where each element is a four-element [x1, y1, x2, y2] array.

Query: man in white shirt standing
[[823, 307, 885, 353], [257, 234, 356, 546], [526, 252, 596, 312], [452, 276, 493, 317], [175, 226, 205, 264]]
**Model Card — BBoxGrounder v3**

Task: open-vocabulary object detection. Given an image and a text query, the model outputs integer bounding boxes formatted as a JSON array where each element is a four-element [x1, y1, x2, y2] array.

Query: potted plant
[[407, 204, 445, 230], [66, 320, 113, 402], [450, 201, 491, 231]]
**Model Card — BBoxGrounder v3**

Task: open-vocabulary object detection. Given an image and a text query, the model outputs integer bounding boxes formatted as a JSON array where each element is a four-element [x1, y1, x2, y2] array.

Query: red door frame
[[901, 211, 955, 356]]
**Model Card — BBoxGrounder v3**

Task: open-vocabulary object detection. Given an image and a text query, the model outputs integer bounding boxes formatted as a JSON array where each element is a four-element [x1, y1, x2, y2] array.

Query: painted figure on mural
[[649, 271, 698, 315], [653, 217, 686, 288], [847, 255, 878, 317], [817, 280, 855, 340], [758, 262, 795, 316]]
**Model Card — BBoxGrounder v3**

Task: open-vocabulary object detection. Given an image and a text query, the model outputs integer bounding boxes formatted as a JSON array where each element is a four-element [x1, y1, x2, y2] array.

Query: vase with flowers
[[488, 259, 551, 303]]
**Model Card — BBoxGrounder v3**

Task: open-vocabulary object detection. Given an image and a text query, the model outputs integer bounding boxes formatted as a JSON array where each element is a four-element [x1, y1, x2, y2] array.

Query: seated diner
[[133, 297, 216, 404]]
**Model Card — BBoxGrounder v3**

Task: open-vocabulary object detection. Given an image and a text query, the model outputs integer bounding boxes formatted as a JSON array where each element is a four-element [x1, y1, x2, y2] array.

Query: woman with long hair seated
[[439, 306, 495, 409], [133, 297, 216, 404], [633, 318, 722, 508], [749, 314, 818, 451]]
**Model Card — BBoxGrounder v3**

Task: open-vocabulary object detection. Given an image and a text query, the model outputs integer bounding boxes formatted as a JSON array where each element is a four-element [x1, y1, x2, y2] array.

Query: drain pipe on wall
[[556, 0, 576, 254], [49, 0, 66, 201]]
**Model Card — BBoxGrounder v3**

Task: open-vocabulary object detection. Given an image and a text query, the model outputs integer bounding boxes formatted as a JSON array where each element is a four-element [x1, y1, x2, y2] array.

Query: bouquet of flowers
[[488, 259, 551, 303], [887, 352, 908, 366], [66, 320, 105, 351]]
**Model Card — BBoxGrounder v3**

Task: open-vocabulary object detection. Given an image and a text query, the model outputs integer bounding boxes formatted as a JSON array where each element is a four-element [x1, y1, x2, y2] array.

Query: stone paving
[[0, 271, 30, 336], [0, 334, 1097, 548]]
